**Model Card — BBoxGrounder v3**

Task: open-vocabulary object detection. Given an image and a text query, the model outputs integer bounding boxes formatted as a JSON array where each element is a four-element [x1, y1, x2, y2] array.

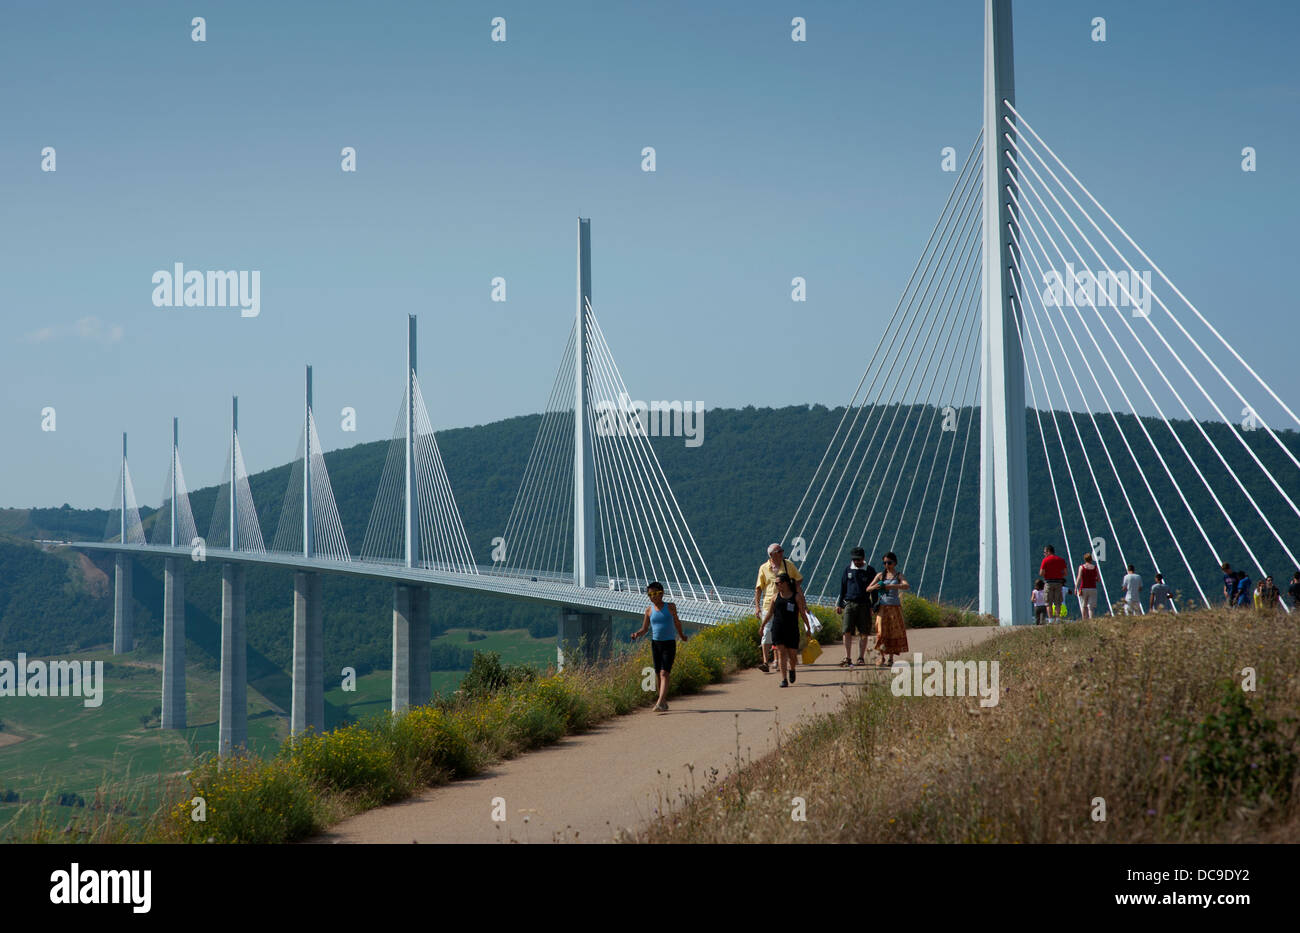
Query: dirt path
[[312, 626, 1002, 844]]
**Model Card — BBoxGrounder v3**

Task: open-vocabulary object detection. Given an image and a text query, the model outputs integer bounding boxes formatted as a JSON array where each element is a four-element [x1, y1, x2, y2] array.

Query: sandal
[[839, 657, 852, 668], [855, 656, 866, 666]]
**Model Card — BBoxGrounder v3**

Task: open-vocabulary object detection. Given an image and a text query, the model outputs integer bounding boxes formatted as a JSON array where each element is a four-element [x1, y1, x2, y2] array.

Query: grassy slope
[[645, 609, 1299, 843], [0, 627, 558, 838]]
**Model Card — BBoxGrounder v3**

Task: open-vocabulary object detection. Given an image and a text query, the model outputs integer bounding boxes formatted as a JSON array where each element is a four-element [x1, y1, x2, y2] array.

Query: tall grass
[[644, 608, 1299, 843]]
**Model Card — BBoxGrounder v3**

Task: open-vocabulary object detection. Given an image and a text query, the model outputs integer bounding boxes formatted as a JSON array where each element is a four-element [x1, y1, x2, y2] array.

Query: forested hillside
[[2, 404, 1297, 680]]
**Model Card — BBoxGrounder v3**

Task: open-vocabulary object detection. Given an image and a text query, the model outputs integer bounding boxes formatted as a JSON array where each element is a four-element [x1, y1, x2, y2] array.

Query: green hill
[[1, 404, 1298, 682]]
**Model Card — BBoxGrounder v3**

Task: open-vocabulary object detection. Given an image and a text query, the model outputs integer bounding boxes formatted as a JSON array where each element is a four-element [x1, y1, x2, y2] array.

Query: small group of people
[[630, 541, 914, 710], [754, 542, 910, 686], [1032, 546, 1299, 620], [1220, 562, 1295, 612], [1036, 546, 1173, 619]]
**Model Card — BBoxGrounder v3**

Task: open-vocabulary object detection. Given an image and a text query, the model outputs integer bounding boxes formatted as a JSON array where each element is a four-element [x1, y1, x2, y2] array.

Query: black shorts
[[651, 638, 676, 673]]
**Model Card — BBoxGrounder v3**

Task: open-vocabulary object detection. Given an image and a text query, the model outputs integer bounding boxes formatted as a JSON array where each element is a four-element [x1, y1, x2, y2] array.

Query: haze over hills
[[2, 404, 1297, 684]]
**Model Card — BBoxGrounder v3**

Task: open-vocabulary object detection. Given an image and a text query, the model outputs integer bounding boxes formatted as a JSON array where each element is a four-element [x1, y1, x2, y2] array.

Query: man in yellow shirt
[[754, 543, 807, 673]]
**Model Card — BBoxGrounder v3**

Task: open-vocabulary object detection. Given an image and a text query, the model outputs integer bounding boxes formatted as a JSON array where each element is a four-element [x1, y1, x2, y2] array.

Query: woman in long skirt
[[868, 551, 910, 666]]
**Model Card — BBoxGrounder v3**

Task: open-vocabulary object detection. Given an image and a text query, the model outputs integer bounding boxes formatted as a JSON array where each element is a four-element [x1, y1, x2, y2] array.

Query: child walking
[[1032, 578, 1049, 625]]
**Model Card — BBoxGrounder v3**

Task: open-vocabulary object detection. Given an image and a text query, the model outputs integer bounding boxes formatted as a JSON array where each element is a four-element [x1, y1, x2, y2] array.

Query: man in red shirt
[[1040, 545, 1068, 619]]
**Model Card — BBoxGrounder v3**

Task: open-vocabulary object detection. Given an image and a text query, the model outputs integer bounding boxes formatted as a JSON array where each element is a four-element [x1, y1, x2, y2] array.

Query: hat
[[851, 546, 866, 559], [767, 543, 782, 555]]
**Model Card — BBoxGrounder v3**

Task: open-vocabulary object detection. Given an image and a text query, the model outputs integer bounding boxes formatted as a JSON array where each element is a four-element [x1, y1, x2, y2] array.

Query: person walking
[[1148, 573, 1173, 613], [1233, 569, 1254, 608], [835, 546, 877, 666], [763, 573, 810, 687], [754, 543, 806, 674], [1288, 571, 1300, 612], [868, 551, 910, 666], [1039, 545, 1069, 619], [1120, 564, 1144, 615], [1075, 552, 1100, 619], [1221, 563, 1236, 607], [1258, 575, 1280, 612], [1032, 578, 1049, 625], [630, 581, 688, 712]]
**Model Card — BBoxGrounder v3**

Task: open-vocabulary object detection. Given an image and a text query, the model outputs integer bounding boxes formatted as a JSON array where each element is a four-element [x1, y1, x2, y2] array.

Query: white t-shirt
[[1032, 588, 1048, 607], [1122, 573, 1143, 601]]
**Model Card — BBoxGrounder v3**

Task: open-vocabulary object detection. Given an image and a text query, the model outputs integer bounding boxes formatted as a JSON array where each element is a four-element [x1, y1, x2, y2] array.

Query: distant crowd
[[1033, 545, 1298, 621]]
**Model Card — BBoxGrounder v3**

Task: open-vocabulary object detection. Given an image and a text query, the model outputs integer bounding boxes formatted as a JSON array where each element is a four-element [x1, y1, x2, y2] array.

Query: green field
[[0, 648, 285, 836], [0, 627, 558, 837]]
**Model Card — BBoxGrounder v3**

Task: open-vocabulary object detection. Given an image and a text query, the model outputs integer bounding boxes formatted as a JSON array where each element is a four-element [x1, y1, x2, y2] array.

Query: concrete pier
[[112, 554, 133, 654], [291, 571, 324, 735], [558, 608, 612, 670], [392, 585, 431, 713], [219, 563, 247, 757], [161, 557, 186, 729]]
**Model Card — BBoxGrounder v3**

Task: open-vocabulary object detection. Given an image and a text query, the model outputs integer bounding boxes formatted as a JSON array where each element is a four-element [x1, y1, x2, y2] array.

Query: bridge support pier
[[392, 585, 431, 713], [557, 608, 612, 670], [161, 557, 186, 730], [219, 563, 247, 757], [291, 572, 324, 735], [113, 554, 133, 654]]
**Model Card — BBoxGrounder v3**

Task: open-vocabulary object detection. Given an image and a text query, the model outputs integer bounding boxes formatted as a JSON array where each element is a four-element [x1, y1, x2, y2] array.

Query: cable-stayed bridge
[[75, 218, 747, 753], [65, 1, 1299, 759], [786, 1, 1300, 624]]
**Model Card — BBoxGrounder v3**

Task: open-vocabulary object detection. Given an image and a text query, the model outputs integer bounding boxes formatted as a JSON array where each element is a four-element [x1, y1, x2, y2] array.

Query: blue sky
[[2, 0, 1297, 507]]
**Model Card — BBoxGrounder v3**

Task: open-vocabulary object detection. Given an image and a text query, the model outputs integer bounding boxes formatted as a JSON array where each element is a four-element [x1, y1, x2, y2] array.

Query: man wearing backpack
[[836, 546, 877, 666]]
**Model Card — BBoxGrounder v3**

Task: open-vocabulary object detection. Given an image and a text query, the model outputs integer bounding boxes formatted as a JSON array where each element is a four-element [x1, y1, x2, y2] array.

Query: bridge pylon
[[979, 0, 1031, 625], [561, 217, 612, 668]]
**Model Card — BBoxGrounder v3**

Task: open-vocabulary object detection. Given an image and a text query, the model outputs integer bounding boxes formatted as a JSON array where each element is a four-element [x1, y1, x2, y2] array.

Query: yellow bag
[[802, 637, 822, 665]]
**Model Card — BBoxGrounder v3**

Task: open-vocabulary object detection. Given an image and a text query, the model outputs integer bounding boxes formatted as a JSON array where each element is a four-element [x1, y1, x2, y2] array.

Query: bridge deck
[[68, 542, 761, 626]]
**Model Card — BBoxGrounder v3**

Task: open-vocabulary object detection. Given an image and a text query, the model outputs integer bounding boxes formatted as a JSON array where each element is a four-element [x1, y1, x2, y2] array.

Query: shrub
[[282, 723, 405, 806], [1183, 679, 1297, 809], [901, 593, 945, 628], [668, 646, 710, 695], [171, 756, 322, 844], [460, 650, 536, 698], [390, 706, 479, 782], [524, 676, 592, 732], [503, 698, 567, 751]]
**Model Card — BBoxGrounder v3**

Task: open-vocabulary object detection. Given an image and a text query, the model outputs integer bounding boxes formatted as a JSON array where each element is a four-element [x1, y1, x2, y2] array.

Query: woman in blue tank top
[[631, 581, 687, 712]]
